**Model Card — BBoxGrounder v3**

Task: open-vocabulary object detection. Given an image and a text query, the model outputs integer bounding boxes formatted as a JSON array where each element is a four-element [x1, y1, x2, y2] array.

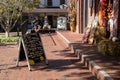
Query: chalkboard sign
[[18, 39, 26, 61], [16, 33, 48, 71]]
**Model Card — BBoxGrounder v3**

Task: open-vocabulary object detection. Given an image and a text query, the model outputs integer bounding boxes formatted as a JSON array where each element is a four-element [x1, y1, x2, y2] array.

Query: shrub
[[98, 40, 120, 56], [0, 35, 19, 43]]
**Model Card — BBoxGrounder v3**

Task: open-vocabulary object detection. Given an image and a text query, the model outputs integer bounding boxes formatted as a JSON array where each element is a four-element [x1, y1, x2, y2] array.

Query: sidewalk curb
[[56, 31, 71, 46], [75, 49, 114, 80], [56, 31, 114, 80], [0, 42, 18, 45]]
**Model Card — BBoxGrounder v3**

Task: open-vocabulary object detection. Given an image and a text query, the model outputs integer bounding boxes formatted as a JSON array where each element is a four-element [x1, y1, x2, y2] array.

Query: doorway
[[48, 16, 53, 28]]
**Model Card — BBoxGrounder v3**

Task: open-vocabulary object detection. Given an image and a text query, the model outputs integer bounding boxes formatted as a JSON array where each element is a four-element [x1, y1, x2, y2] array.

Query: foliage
[[98, 40, 120, 57], [69, 0, 76, 32], [0, 35, 19, 43], [0, 0, 40, 37], [98, 0, 112, 26]]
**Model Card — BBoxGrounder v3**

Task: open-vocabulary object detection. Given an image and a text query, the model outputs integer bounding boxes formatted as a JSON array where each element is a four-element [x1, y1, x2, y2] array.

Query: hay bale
[[94, 27, 106, 44], [98, 40, 109, 55], [98, 40, 120, 56], [88, 27, 96, 44]]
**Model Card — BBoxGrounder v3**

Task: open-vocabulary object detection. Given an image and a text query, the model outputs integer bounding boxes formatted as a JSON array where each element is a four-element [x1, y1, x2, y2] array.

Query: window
[[47, 0, 52, 7], [109, 0, 113, 4], [60, 0, 65, 5]]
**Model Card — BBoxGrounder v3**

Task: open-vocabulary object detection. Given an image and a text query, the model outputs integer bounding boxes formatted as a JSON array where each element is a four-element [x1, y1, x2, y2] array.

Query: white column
[[76, 0, 80, 33]]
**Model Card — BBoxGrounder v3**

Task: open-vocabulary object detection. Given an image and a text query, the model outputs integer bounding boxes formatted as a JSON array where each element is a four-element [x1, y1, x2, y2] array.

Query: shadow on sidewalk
[[8, 59, 81, 71], [70, 43, 120, 80]]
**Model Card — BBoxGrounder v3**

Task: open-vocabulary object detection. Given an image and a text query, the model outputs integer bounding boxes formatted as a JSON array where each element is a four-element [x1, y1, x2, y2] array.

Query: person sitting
[[43, 16, 51, 30], [32, 16, 42, 32]]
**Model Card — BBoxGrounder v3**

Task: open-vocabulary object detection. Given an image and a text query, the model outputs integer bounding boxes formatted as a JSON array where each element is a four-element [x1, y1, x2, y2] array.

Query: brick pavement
[[56, 30, 120, 80], [0, 33, 98, 80]]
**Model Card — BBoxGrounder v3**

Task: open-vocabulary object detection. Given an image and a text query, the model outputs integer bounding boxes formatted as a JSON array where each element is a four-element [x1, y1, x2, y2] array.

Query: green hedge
[[0, 35, 19, 43]]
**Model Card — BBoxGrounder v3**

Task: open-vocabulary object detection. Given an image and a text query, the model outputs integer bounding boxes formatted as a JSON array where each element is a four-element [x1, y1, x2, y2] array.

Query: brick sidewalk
[[57, 30, 120, 80], [0, 33, 97, 80]]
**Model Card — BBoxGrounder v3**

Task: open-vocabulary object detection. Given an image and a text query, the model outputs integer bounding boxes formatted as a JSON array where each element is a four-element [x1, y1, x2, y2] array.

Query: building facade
[[23, 0, 68, 28], [76, 0, 120, 38], [76, 0, 99, 33]]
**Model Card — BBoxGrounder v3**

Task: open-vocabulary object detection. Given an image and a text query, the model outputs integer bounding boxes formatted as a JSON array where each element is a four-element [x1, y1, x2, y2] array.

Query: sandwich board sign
[[57, 17, 67, 30], [16, 33, 48, 71]]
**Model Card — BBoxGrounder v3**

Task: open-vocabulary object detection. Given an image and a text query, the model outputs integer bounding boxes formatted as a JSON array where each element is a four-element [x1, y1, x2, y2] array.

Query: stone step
[[56, 30, 114, 80]]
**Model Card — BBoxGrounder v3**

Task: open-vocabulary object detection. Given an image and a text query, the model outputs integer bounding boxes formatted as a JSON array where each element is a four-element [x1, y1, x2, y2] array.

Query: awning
[[23, 8, 68, 16]]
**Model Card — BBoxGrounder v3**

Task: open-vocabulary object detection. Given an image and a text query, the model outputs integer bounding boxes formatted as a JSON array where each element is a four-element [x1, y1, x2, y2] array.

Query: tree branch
[[10, 16, 19, 31], [20, 19, 28, 27], [0, 2, 7, 6], [0, 20, 6, 31]]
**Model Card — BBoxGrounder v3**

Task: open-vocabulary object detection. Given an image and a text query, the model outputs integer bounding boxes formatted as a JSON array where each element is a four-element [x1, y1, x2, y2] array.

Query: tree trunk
[[5, 31, 9, 38]]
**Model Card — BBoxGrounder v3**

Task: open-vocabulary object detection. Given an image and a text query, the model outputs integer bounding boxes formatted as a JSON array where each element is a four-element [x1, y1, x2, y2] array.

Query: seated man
[[32, 16, 42, 32], [43, 16, 51, 30], [26, 20, 33, 33]]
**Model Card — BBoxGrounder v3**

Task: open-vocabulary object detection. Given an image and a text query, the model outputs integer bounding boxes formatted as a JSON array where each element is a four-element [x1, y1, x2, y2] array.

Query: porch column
[[76, 0, 80, 33], [80, 0, 84, 33], [113, 0, 120, 38]]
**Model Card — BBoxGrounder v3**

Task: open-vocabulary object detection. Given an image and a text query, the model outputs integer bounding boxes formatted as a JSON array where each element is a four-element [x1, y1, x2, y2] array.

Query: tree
[[0, 0, 40, 38]]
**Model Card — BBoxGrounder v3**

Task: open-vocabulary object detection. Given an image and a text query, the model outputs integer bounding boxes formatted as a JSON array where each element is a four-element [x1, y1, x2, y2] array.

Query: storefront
[[98, 0, 120, 38], [76, 0, 120, 38], [76, 0, 100, 33], [23, 8, 68, 28]]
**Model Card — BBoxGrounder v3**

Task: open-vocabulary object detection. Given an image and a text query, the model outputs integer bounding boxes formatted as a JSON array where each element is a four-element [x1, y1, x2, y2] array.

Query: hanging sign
[[57, 17, 67, 30]]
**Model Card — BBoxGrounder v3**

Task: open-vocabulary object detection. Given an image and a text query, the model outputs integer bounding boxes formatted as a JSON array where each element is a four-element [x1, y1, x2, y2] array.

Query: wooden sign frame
[[16, 33, 48, 71]]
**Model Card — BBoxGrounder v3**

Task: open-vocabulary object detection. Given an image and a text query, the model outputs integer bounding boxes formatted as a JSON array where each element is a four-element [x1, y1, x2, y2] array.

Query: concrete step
[[56, 30, 114, 80]]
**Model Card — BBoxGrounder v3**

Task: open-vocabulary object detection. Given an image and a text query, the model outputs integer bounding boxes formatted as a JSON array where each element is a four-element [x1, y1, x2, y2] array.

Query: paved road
[[0, 33, 98, 80]]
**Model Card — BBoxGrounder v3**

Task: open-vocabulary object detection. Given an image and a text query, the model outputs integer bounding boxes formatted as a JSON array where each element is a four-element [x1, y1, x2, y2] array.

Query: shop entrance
[[48, 16, 53, 28]]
